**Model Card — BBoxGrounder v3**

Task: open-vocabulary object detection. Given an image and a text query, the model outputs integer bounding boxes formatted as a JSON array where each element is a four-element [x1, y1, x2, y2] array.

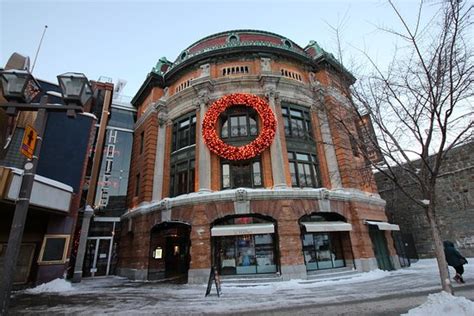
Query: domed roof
[[168, 29, 310, 70], [133, 30, 355, 107]]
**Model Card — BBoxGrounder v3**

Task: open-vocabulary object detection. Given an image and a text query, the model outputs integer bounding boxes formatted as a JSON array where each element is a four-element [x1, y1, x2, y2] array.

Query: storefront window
[[213, 216, 277, 275], [302, 232, 345, 271]]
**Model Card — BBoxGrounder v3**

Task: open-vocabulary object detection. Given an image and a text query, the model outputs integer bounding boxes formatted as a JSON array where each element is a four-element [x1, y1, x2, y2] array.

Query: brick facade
[[121, 30, 399, 283]]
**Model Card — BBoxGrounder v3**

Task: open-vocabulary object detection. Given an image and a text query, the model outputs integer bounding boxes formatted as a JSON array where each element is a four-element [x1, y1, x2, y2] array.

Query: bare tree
[[337, 0, 474, 294], [318, 0, 472, 294]]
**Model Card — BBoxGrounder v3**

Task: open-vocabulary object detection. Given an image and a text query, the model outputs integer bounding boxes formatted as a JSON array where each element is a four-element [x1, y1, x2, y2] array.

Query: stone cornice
[[134, 103, 157, 130], [122, 187, 385, 220]]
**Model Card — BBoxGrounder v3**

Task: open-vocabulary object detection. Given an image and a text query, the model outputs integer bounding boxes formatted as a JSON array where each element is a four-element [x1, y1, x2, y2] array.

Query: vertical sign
[[20, 125, 37, 159]]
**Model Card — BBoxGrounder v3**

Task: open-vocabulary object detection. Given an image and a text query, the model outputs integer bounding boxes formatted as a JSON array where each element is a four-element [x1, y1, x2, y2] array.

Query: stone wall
[[375, 142, 474, 258]]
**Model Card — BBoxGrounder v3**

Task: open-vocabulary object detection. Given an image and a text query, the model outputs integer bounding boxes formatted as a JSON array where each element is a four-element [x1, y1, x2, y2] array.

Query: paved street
[[9, 259, 474, 315]]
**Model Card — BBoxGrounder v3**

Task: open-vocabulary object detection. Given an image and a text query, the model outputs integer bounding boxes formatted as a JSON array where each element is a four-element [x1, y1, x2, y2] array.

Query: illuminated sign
[[96, 129, 118, 208]]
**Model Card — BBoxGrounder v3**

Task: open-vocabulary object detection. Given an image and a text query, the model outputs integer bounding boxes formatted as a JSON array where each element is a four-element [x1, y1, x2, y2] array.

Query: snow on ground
[[12, 258, 474, 315], [24, 278, 74, 294], [402, 291, 474, 316]]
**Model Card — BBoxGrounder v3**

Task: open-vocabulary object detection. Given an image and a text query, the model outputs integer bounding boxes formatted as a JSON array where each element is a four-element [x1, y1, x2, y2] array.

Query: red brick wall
[[162, 124, 173, 198], [119, 197, 397, 272], [127, 113, 158, 207]]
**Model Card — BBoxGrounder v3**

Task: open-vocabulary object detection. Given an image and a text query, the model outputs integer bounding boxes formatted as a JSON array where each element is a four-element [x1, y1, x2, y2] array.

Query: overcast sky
[[1, 0, 443, 99]]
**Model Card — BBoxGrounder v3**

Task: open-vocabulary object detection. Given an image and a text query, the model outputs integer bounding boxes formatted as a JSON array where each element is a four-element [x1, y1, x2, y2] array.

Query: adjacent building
[[376, 142, 474, 258], [0, 69, 97, 286], [118, 30, 401, 283], [80, 88, 135, 278]]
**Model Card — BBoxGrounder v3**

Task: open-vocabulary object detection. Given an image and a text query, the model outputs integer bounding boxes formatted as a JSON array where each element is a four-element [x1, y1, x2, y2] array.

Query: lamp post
[[0, 70, 91, 314]]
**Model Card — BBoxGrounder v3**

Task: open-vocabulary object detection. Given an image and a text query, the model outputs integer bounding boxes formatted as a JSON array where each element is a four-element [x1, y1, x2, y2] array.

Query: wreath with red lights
[[202, 93, 277, 161]]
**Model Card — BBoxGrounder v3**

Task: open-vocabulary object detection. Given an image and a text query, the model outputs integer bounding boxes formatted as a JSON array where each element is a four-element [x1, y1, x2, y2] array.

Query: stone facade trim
[[123, 187, 385, 220]]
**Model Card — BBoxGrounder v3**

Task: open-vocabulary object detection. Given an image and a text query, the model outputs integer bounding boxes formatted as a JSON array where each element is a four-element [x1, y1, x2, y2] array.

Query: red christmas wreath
[[202, 93, 277, 161]]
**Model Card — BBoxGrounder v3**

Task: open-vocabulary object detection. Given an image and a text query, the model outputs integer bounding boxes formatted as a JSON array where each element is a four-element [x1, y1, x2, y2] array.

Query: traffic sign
[[20, 125, 37, 159]]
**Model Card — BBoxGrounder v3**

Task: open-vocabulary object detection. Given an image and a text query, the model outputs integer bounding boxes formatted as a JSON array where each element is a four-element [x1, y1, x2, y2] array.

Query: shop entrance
[[211, 215, 278, 276], [369, 226, 394, 271], [83, 237, 113, 277], [148, 222, 191, 282], [300, 213, 353, 271]]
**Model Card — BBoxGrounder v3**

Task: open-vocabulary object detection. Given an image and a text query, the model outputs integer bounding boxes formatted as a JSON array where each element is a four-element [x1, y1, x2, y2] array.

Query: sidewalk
[[9, 259, 474, 315]]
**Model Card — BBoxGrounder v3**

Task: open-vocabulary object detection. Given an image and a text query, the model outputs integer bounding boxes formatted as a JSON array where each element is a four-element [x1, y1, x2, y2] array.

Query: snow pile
[[402, 292, 474, 316], [25, 278, 74, 294]]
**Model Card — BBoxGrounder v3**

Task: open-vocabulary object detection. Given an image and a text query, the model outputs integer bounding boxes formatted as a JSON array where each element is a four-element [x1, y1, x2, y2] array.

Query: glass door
[[302, 232, 345, 271], [83, 237, 113, 277]]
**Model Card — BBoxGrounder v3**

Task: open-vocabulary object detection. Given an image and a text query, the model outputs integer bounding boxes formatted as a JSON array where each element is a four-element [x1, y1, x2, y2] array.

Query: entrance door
[[148, 222, 191, 282], [369, 227, 393, 271], [83, 237, 113, 277], [165, 236, 189, 277]]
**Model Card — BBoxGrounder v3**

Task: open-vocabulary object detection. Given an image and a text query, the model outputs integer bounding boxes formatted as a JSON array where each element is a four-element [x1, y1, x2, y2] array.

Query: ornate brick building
[[118, 30, 400, 283]]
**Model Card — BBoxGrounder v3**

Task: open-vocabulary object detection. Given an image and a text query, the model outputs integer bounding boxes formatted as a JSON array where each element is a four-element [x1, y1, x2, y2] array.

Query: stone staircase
[[220, 273, 284, 286], [219, 267, 360, 286], [302, 267, 359, 283]]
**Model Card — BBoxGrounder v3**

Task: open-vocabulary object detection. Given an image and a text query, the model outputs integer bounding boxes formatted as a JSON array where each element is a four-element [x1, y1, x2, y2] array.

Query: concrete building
[[118, 30, 400, 283]]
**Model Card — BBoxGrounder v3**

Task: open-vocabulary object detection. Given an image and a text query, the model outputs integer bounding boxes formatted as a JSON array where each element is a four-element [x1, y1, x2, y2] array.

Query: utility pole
[[0, 97, 48, 314]]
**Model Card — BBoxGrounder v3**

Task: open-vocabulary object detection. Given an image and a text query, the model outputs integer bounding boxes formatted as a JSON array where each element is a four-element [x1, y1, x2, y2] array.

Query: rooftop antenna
[[31, 25, 48, 73]]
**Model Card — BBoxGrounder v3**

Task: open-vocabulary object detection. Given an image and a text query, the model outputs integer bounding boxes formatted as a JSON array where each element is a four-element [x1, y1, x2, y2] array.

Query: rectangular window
[[221, 108, 258, 140], [222, 164, 231, 189], [37, 235, 70, 265], [135, 173, 140, 197], [170, 156, 195, 197], [172, 113, 196, 152], [288, 151, 320, 188], [350, 135, 360, 157], [282, 105, 313, 140], [221, 159, 262, 189], [139, 131, 144, 154]]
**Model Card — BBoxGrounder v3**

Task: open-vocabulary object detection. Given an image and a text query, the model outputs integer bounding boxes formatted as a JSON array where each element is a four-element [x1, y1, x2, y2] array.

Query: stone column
[[197, 91, 211, 192], [72, 205, 94, 283], [312, 84, 343, 189], [265, 87, 287, 188], [152, 101, 168, 201]]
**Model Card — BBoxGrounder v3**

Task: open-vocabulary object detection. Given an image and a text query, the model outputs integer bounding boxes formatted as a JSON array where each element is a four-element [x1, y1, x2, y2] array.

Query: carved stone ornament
[[159, 198, 171, 211], [235, 188, 248, 202], [200, 64, 210, 78], [157, 111, 169, 126], [198, 90, 210, 106], [264, 87, 279, 100], [321, 188, 330, 200], [260, 57, 271, 73]]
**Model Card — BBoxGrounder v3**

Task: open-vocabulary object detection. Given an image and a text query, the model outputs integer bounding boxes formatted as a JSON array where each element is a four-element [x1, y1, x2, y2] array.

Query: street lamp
[[0, 69, 91, 314], [0, 70, 40, 114], [58, 72, 92, 106]]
